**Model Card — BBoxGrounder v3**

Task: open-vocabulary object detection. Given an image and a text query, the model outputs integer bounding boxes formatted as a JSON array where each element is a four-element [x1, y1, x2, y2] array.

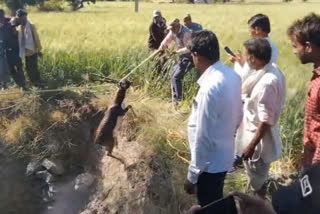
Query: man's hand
[[242, 143, 256, 160], [231, 191, 277, 214], [170, 50, 178, 56], [184, 179, 196, 195], [229, 51, 245, 66], [184, 205, 201, 214]]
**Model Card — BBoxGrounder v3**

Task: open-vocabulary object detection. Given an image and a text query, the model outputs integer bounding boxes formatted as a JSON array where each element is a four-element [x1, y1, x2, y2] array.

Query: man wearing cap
[[183, 14, 202, 32], [16, 9, 42, 88], [158, 19, 193, 104], [148, 10, 167, 76], [148, 10, 167, 51]]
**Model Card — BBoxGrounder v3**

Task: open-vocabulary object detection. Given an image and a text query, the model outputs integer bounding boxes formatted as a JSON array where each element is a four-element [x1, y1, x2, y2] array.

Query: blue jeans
[[170, 53, 193, 102]]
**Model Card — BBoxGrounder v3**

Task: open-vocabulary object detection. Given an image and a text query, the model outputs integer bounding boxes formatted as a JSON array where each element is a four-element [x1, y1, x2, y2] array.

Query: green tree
[[1, 0, 45, 15]]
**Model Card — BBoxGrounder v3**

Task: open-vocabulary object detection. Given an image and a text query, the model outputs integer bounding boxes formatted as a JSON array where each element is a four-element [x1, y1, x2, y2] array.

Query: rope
[[0, 51, 160, 97], [120, 50, 160, 82], [0, 83, 114, 96]]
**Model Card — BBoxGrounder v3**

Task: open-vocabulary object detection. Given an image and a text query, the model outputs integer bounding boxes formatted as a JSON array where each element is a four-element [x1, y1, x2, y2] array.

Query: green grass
[[28, 1, 317, 160], [1, 1, 318, 201]]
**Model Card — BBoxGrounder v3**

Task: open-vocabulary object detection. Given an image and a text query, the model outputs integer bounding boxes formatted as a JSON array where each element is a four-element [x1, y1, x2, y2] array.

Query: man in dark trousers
[[16, 9, 42, 88], [0, 9, 10, 89], [158, 19, 193, 104], [7, 17, 27, 90], [184, 30, 242, 213]]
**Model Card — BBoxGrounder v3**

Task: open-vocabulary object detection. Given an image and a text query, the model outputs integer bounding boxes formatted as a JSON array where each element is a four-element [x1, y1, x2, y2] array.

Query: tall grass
[[6, 2, 319, 172]]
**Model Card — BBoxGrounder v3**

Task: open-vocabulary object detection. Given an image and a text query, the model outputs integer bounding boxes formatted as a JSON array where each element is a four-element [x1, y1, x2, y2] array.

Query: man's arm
[[31, 24, 42, 52], [175, 47, 190, 55], [302, 144, 315, 168], [158, 30, 173, 50]]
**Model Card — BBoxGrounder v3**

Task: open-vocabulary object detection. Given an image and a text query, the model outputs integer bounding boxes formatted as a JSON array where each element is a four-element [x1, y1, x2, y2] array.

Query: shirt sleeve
[[187, 89, 217, 184], [270, 44, 278, 64], [183, 32, 191, 48], [159, 31, 173, 50], [257, 82, 278, 126]]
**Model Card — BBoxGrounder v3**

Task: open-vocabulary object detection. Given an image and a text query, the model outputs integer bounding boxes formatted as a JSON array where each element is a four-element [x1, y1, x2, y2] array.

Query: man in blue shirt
[[184, 14, 203, 32]]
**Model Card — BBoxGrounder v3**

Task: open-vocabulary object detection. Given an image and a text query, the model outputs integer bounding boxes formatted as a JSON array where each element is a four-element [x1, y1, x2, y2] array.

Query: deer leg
[[122, 105, 136, 117]]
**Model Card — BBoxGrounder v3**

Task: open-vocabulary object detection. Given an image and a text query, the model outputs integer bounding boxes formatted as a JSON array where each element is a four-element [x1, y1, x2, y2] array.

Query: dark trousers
[[170, 53, 193, 102], [25, 53, 41, 87], [197, 171, 227, 213], [8, 59, 26, 89]]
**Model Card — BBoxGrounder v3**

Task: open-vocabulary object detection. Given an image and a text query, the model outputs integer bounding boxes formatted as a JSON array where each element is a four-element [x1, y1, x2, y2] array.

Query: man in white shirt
[[235, 38, 285, 198], [184, 30, 242, 211], [230, 14, 279, 170], [231, 14, 278, 81]]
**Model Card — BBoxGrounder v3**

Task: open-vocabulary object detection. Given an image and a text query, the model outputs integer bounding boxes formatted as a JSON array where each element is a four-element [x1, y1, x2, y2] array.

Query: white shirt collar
[[197, 61, 222, 86]]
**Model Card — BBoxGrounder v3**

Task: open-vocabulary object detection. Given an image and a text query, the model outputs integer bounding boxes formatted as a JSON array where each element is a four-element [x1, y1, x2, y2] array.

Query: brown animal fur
[[93, 80, 132, 165]]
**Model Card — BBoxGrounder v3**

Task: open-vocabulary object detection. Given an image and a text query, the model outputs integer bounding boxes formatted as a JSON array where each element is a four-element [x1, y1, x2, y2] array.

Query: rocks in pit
[[42, 158, 65, 176], [74, 173, 95, 192], [26, 160, 43, 176], [35, 170, 57, 183]]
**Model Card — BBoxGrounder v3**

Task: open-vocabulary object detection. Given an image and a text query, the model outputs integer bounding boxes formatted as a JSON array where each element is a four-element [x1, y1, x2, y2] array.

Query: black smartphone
[[224, 46, 236, 57], [194, 195, 238, 214]]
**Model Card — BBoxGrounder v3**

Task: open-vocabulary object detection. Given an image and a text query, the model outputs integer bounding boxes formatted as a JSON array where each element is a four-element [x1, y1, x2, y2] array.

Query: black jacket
[[2, 18, 20, 65], [148, 20, 167, 50]]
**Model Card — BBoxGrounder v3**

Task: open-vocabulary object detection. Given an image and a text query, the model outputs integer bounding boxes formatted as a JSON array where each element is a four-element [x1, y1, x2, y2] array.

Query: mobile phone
[[194, 195, 238, 214], [224, 46, 236, 57]]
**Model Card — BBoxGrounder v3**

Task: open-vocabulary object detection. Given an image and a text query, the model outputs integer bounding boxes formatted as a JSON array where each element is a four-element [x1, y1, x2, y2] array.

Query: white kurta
[[235, 63, 285, 164]]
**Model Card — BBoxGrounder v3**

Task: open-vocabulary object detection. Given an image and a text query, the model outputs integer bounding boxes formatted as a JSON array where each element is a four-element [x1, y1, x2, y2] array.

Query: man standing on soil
[[287, 13, 320, 169], [158, 19, 193, 104], [235, 38, 285, 198], [184, 30, 242, 212], [16, 9, 42, 88]]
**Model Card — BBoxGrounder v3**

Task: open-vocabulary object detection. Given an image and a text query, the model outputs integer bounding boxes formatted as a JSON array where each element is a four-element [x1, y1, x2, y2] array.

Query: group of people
[[146, 11, 320, 214], [0, 9, 42, 91], [148, 10, 202, 104]]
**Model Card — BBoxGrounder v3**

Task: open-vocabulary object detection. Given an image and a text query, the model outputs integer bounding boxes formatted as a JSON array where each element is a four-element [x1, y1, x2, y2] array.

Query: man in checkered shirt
[[288, 13, 320, 168]]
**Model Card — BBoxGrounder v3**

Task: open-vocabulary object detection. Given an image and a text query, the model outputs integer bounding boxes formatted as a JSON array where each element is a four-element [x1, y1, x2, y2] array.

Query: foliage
[[38, 0, 64, 11], [28, 2, 315, 166]]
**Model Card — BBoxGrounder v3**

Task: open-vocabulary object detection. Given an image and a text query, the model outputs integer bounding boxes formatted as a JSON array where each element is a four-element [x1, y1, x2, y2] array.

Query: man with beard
[[235, 38, 285, 198], [287, 13, 320, 169]]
